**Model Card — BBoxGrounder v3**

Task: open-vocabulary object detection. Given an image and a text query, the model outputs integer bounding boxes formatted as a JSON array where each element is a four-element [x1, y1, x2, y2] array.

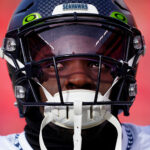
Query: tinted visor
[[35, 56, 115, 96], [25, 24, 127, 61]]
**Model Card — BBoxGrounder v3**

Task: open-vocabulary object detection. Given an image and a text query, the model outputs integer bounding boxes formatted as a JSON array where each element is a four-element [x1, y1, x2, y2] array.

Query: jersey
[[0, 123, 150, 150]]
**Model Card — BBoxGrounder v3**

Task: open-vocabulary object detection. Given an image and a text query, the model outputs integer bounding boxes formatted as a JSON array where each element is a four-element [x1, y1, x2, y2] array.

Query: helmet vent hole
[[16, 2, 34, 14], [113, 1, 128, 11]]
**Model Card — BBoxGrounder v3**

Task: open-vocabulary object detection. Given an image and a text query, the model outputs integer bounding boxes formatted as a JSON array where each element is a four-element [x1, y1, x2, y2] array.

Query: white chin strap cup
[[39, 103, 122, 150], [38, 79, 120, 150]]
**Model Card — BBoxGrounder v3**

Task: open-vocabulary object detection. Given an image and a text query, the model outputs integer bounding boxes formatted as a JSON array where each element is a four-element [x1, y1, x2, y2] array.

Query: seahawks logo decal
[[110, 11, 128, 24], [23, 13, 42, 25]]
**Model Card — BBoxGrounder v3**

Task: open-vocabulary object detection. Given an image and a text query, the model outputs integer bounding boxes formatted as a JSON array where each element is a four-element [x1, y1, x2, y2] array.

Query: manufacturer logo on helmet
[[23, 13, 42, 25], [110, 11, 128, 24], [63, 3, 88, 11]]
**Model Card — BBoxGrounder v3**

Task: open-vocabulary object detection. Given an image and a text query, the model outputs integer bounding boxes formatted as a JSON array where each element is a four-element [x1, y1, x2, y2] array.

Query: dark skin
[[34, 35, 114, 98], [39, 59, 113, 98], [33, 34, 117, 149], [38, 62, 116, 149]]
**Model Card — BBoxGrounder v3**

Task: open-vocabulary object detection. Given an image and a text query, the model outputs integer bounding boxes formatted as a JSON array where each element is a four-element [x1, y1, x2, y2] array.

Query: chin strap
[[73, 101, 82, 150], [104, 111, 122, 150], [39, 112, 53, 150], [39, 106, 122, 150], [39, 101, 83, 150]]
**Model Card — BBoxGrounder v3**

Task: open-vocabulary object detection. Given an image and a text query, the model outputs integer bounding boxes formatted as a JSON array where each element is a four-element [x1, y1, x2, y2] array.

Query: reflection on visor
[[26, 24, 126, 61]]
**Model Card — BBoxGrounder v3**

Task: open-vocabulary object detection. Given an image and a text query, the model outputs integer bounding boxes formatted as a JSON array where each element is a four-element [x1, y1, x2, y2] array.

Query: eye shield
[[25, 23, 127, 61]]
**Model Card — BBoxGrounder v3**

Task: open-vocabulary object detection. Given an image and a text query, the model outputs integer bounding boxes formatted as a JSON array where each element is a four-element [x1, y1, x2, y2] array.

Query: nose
[[65, 60, 95, 90]]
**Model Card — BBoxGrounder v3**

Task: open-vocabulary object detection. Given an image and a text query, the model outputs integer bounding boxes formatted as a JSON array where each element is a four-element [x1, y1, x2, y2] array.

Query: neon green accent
[[23, 13, 42, 25], [110, 11, 128, 24]]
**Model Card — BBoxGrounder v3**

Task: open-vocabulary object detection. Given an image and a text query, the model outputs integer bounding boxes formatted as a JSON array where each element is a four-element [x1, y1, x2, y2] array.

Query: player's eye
[[88, 62, 106, 69], [89, 62, 99, 69], [49, 63, 64, 72], [41, 62, 64, 72]]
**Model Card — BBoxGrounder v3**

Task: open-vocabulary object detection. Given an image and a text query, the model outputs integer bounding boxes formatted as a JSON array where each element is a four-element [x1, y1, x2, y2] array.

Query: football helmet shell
[[1, 0, 145, 118]]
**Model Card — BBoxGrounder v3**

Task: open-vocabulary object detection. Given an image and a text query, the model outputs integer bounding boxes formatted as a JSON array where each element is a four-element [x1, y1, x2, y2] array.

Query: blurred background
[[0, 0, 150, 135]]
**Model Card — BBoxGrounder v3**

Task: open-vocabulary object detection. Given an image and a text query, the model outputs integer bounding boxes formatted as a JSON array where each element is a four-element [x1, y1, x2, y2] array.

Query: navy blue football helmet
[[0, 0, 145, 117]]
